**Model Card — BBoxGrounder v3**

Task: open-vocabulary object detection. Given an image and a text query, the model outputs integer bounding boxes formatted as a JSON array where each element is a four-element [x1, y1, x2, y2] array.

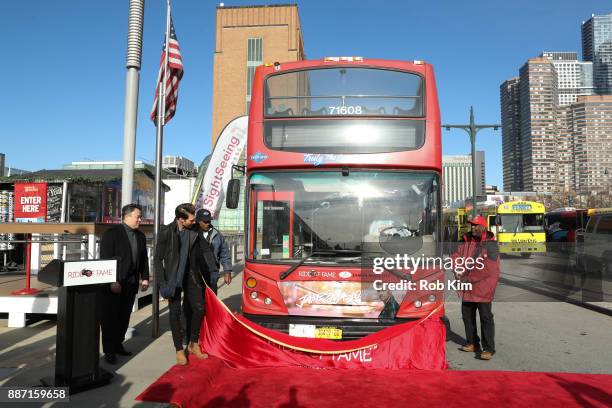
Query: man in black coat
[[154, 203, 210, 365], [100, 203, 150, 364]]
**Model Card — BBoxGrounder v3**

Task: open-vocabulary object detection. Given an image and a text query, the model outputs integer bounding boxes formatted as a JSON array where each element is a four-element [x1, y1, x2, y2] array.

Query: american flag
[[150, 17, 183, 125]]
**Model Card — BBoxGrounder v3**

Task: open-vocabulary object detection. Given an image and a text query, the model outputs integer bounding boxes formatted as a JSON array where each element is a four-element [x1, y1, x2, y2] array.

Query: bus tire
[[521, 253, 532, 259]]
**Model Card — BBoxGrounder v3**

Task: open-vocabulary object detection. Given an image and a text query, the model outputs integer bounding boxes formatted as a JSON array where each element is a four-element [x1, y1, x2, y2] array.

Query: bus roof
[[587, 208, 612, 216], [260, 58, 434, 73]]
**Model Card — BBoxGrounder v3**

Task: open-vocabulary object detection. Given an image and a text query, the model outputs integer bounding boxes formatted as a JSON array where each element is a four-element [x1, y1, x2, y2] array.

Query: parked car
[[576, 209, 612, 276]]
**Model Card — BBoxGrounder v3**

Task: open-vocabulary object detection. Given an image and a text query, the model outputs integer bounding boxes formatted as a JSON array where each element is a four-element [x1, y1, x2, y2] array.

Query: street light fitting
[[442, 107, 501, 217]]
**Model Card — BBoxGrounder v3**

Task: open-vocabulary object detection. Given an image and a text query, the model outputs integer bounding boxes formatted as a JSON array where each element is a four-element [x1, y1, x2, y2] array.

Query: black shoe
[[104, 353, 117, 364], [116, 345, 132, 356]]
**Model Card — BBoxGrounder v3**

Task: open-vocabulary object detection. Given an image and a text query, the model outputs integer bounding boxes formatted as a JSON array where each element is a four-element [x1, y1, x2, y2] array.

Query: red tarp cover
[[199, 287, 448, 370]]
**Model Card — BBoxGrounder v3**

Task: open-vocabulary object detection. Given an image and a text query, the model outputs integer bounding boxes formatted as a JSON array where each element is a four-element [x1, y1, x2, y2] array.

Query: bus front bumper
[[241, 314, 423, 341], [499, 242, 546, 254]]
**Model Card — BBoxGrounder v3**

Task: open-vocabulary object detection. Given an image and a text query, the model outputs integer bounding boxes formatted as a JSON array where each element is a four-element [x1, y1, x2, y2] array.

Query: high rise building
[[555, 105, 575, 192], [541, 52, 595, 105], [582, 13, 612, 95], [211, 4, 305, 144], [518, 57, 558, 193], [500, 77, 523, 191], [571, 95, 612, 195], [442, 151, 485, 207], [210, 4, 305, 232], [502, 13, 612, 196]]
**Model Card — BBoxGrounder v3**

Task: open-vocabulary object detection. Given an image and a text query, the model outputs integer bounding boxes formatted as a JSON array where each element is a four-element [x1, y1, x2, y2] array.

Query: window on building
[[245, 38, 263, 114]]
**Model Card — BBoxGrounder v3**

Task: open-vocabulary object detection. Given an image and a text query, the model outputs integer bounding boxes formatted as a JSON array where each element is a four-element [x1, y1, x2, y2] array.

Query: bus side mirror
[[226, 179, 240, 209]]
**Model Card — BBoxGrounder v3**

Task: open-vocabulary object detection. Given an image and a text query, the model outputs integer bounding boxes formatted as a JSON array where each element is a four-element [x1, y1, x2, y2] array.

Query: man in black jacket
[[100, 203, 150, 364], [195, 209, 232, 294], [154, 203, 210, 365]]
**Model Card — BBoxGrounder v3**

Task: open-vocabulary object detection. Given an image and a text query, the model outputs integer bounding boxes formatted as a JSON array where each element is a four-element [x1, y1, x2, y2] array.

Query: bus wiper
[[279, 249, 362, 280], [383, 266, 413, 281]]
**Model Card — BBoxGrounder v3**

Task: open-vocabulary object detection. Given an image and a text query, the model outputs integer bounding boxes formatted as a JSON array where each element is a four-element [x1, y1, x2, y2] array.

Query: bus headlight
[[428, 294, 436, 302], [414, 300, 422, 308], [250, 291, 258, 299], [264, 297, 272, 305]]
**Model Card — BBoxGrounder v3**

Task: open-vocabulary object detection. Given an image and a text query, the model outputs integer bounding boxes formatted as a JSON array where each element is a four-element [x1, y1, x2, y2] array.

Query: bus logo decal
[[304, 153, 343, 166], [250, 152, 269, 163]]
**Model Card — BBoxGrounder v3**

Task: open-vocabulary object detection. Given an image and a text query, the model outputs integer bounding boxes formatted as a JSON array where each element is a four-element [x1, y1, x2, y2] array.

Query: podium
[[39, 259, 117, 394]]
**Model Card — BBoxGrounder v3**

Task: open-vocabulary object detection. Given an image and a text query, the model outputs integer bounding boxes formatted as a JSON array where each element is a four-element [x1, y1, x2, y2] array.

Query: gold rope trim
[[209, 288, 444, 355]]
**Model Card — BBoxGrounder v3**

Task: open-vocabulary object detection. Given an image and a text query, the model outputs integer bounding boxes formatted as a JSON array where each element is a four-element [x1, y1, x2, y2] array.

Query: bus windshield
[[265, 67, 423, 118], [498, 214, 544, 233], [249, 171, 439, 263]]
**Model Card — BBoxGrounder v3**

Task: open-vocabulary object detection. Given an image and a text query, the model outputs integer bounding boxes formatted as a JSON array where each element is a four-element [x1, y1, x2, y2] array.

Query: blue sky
[[1, 0, 610, 187]]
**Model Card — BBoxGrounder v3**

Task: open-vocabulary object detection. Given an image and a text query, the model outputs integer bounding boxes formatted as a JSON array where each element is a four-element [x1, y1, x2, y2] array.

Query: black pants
[[461, 301, 495, 353], [169, 273, 205, 350], [101, 283, 137, 354], [209, 271, 218, 295]]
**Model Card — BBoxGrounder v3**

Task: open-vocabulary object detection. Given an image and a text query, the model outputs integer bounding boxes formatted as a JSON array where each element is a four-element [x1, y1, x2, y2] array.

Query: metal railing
[[222, 232, 245, 265], [1, 230, 244, 277]]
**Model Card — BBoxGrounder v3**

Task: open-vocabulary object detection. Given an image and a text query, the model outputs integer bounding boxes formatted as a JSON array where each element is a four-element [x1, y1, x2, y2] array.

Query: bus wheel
[[521, 253, 532, 259]]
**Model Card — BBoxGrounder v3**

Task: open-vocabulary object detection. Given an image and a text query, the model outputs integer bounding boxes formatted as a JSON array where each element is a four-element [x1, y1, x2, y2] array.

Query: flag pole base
[[11, 288, 41, 295]]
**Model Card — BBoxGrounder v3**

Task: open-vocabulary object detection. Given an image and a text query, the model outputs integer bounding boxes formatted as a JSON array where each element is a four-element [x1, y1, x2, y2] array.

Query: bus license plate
[[289, 324, 316, 338], [315, 327, 342, 339]]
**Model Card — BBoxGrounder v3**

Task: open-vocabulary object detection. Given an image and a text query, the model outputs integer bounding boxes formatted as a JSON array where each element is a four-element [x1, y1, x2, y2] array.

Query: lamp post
[[444, 106, 501, 218]]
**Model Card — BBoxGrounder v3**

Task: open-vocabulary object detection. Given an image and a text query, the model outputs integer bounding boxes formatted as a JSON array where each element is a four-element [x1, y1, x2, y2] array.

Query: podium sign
[[63, 260, 117, 287]]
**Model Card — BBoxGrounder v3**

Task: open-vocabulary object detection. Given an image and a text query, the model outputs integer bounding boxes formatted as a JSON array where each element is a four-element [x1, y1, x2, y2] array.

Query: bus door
[[251, 190, 294, 260], [488, 214, 498, 237], [457, 208, 468, 238]]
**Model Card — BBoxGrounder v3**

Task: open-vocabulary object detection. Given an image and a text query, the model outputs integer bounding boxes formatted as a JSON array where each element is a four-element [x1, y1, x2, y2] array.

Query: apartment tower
[[582, 13, 612, 95], [518, 57, 558, 192], [500, 77, 523, 191]]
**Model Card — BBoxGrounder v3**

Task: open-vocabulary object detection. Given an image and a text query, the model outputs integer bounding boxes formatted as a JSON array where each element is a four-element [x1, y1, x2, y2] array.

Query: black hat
[[196, 209, 212, 222]]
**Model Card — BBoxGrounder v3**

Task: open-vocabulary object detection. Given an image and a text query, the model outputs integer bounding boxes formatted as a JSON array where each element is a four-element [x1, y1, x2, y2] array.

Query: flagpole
[[152, 0, 172, 339]]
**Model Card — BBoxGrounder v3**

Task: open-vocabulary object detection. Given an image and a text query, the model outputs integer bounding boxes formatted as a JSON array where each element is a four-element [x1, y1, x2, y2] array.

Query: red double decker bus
[[227, 57, 443, 340]]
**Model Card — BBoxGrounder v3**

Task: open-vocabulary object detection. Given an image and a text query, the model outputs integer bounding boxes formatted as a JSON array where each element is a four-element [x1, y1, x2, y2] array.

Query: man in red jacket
[[453, 215, 500, 360]]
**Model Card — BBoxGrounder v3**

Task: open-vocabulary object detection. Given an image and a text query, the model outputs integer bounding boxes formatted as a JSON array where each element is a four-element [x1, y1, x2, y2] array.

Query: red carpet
[[136, 357, 612, 408]]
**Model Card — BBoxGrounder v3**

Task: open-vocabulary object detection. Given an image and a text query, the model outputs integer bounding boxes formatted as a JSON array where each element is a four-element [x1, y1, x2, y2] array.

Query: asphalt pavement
[[0, 256, 610, 407]]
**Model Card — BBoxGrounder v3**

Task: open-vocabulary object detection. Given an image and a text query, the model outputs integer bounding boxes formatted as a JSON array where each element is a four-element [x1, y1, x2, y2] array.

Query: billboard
[[46, 183, 63, 222], [14, 182, 47, 223]]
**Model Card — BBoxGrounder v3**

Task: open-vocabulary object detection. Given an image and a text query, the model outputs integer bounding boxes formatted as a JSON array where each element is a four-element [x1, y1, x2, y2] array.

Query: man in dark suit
[[154, 203, 210, 365], [100, 203, 150, 364]]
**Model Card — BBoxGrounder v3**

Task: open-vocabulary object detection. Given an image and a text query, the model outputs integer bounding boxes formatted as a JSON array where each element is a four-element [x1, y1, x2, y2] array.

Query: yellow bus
[[443, 207, 469, 242], [496, 200, 546, 258]]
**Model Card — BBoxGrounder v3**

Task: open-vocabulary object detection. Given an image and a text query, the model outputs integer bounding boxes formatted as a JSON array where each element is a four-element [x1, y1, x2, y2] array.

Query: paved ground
[[0, 256, 610, 407]]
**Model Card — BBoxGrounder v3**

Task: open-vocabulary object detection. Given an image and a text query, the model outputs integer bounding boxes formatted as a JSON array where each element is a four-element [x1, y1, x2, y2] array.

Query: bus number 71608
[[328, 106, 363, 115]]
